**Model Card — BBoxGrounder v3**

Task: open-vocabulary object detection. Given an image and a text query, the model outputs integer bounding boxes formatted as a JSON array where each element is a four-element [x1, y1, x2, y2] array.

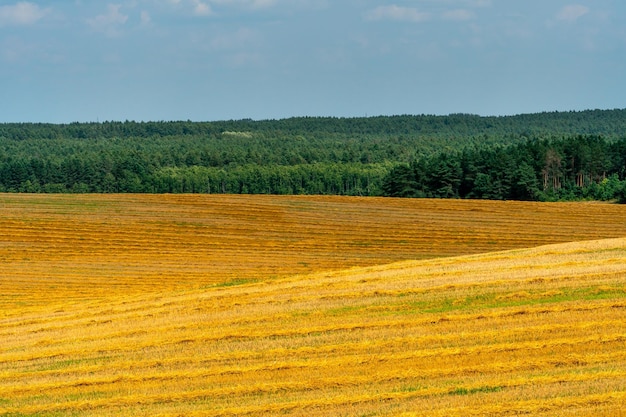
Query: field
[[1, 194, 626, 416]]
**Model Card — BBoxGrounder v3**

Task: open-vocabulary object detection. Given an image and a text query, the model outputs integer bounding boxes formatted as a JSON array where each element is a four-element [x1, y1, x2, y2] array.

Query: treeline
[[0, 132, 394, 194], [4, 109, 626, 141], [382, 135, 626, 202], [0, 160, 389, 195], [2, 109, 626, 199]]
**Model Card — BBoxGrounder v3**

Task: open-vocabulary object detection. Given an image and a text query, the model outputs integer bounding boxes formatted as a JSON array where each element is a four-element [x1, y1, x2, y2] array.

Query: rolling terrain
[[1, 194, 626, 416]]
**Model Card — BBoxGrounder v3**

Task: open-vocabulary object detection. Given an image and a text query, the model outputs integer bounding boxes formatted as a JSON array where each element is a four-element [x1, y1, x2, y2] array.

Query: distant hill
[[1, 109, 626, 195], [3, 108, 626, 143]]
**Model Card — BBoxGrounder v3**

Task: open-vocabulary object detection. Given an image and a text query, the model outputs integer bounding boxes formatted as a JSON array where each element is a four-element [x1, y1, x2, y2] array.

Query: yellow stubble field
[[1, 194, 626, 416]]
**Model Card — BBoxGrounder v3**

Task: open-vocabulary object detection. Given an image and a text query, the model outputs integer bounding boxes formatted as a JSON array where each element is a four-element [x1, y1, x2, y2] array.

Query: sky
[[0, 0, 625, 123]]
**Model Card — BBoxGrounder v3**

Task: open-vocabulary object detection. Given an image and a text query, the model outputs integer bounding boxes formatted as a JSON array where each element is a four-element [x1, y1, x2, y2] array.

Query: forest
[[1, 109, 626, 201], [382, 135, 626, 202]]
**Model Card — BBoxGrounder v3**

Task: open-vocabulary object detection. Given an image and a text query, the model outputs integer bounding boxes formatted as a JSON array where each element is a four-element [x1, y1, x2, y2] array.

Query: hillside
[[4, 109, 626, 141], [3, 194, 626, 311], [2, 109, 626, 196], [2, 195, 626, 415], [2, 237, 625, 416]]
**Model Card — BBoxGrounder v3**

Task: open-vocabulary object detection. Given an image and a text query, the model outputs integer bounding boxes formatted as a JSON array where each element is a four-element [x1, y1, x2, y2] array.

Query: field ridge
[[2, 234, 626, 416]]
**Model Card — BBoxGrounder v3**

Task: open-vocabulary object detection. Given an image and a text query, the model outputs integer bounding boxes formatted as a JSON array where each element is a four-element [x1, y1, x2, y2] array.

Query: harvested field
[[2, 194, 626, 309], [1, 194, 626, 416]]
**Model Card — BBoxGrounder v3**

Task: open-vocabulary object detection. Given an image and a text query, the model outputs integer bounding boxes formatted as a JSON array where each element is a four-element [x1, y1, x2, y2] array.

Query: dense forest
[[382, 135, 626, 202], [1, 109, 626, 201]]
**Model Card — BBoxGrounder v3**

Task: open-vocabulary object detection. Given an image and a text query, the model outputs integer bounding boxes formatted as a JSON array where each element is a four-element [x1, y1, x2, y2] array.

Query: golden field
[[1, 194, 626, 416]]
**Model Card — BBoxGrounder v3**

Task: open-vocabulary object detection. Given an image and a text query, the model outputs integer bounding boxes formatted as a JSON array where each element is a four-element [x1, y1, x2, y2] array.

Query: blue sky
[[1, 0, 625, 122]]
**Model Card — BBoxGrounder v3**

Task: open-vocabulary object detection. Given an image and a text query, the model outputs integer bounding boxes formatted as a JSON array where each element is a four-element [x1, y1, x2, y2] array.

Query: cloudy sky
[[1, 0, 625, 122]]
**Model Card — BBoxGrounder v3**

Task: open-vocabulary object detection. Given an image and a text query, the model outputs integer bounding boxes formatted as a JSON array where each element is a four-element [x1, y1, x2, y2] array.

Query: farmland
[[1, 194, 626, 416]]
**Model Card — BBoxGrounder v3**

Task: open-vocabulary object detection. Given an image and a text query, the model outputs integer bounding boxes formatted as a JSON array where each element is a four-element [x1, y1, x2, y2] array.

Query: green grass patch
[[393, 384, 427, 393], [211, 278, 257, 288], [325, 304, 367, 316], [449, 385, 503, 396], [399, 285, 626, 315]]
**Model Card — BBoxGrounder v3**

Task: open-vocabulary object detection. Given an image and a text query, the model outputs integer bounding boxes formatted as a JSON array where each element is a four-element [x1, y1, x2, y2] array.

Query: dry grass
[[1, 194, 626, 416]]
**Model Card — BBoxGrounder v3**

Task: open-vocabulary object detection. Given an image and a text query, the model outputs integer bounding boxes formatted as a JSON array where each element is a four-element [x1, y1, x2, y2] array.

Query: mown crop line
[[2, 313, 624, 368], [0, 298, 232, 340], [397, 390, 626, 417], [0, 360, 322, 397], [283, 279, 626, 309], [343, 334, 626, 375], [2, 287, 624, 339], [195, 281, 626, 321], [0, 354, 513, 397], [4, 332, 626, 398], [0, 377, 427, 415], [1, 317, 417, 363], [88, 370, 626, 417], [0, 300, 170, 331], [246, 299, 624, 341], [0, 373, 501, 416]]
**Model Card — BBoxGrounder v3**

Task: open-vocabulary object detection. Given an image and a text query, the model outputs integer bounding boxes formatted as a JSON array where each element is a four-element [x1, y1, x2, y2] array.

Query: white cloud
[[442, 9, 475, 21], [158, 0, 212, 16], [365, 5, 430, 23], [0, 2, 49, 26], [140, 10, 151, 25], [192, 0, 212, 16], [87, 4, 129, 36], [151, 0, 287, 15], [556, 4, 589, 22], [208, 0, 279, 10]]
